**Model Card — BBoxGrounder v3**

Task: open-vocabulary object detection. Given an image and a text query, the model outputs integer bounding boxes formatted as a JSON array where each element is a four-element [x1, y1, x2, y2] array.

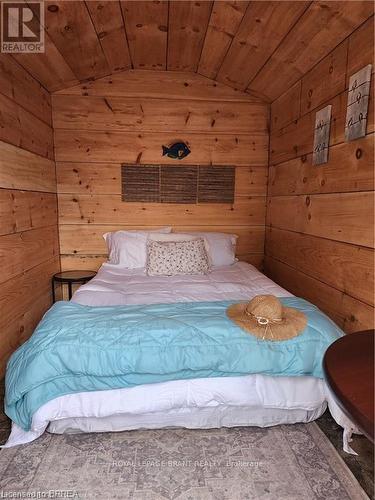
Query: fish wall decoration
[[162, 142, 191, 160]]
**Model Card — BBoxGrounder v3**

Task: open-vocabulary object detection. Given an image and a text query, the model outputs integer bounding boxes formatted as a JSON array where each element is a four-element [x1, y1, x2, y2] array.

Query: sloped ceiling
[[11, 0, 374, 100]]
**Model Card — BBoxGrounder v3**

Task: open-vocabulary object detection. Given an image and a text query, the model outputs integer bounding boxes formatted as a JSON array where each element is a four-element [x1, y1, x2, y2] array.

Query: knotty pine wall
[[52, 71, 269, 271], [265, 16, 374, 333], [0, 55, 60, 374]]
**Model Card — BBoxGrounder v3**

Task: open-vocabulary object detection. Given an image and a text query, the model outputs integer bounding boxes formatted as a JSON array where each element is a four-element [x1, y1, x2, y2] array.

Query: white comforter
[[72, 261, 294, 306], [4, 262, 357, 450]]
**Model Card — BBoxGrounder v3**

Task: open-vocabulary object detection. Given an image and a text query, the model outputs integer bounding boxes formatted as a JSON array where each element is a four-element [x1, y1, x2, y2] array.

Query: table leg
[[68, 281, 73, 300], [52, 280, 56, 303]]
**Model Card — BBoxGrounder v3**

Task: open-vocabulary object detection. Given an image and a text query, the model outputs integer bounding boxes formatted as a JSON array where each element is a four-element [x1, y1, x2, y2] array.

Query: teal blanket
[[5, 298, 343, 430]]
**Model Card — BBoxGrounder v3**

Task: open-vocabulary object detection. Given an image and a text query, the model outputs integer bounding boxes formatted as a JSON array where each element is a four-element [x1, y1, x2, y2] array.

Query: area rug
[[0, 423, 368, 500]]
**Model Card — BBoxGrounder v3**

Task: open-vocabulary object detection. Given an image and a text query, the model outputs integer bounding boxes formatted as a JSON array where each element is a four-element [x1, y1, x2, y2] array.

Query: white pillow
[[146, 239, 211, 276], [186, 232, 238, 267], [103, 227, 172, 268]]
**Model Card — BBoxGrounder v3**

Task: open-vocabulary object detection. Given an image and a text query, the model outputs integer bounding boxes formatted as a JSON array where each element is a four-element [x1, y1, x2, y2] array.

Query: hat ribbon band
[[244, 309, 283, 326], [244, 310, 283, 340], [254, 316, 282, 326]]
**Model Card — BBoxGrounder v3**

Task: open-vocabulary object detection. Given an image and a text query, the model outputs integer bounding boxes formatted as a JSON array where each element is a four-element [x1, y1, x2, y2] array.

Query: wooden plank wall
[[52, 70, 269, 271], [265, 16, 374, 333], [0, 55, 60, 374]]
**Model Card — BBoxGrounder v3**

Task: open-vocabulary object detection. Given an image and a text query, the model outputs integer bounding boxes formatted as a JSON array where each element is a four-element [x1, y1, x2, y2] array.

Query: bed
[[3, 261, 358, 450]]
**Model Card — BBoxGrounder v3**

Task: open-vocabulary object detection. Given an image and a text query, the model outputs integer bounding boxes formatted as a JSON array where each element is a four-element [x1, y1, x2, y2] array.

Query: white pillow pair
[[103, 229, 238, 269], [103, 227, 172, 268]]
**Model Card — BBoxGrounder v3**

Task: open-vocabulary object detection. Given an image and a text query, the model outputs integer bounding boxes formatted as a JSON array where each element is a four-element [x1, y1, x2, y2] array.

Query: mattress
[[3, 262, 357, 449]]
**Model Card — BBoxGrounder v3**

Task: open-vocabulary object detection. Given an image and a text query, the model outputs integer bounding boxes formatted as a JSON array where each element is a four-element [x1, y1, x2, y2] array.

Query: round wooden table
[[52, 270, 97, 302], [323, 330, 374, 442]]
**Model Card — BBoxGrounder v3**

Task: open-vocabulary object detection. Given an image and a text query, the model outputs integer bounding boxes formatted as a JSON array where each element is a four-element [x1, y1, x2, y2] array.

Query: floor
[[0, 379, 373, 499], [315, 411, 374, 499]]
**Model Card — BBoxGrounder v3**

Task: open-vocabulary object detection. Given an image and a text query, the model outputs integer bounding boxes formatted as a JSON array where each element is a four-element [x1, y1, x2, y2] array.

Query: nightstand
[[52, 270, 97, 302]]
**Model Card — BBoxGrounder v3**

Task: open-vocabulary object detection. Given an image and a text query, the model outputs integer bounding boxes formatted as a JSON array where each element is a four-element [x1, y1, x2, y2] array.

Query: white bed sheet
[[3, 262, 357, 449], [6, 374, 327, 446]]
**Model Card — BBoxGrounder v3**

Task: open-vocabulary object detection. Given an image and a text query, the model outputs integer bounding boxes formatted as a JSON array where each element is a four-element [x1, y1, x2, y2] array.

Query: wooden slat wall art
[[57, 163, 266, 196], [312, 105, 332, 165], [0, 55, 60, 375], [265, 16, 375, 333], [345, 64, 373, 141], [53, 70, 268, 272], [122, 165, 235, 204]]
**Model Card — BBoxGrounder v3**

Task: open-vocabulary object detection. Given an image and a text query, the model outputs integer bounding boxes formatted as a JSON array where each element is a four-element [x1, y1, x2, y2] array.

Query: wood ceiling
[[11, 0, 374, 100]]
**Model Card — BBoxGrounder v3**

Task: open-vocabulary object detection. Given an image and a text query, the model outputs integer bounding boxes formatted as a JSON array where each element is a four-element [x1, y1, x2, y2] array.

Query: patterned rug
[[0, 423, 368, 500]]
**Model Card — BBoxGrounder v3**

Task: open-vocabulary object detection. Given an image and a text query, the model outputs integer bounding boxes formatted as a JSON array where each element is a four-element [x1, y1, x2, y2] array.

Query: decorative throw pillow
[[148, 233, 211, 256], [148, 233, 198, 242], [146, 238, 211, 276]]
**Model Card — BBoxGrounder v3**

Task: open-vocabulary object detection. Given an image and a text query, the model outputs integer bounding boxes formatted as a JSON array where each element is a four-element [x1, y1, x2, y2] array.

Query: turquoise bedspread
[[5, 298, 343, 430]]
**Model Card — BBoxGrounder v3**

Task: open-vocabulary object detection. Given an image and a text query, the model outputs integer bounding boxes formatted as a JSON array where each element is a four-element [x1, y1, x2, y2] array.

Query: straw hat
[[226, 295, 307, 341]]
